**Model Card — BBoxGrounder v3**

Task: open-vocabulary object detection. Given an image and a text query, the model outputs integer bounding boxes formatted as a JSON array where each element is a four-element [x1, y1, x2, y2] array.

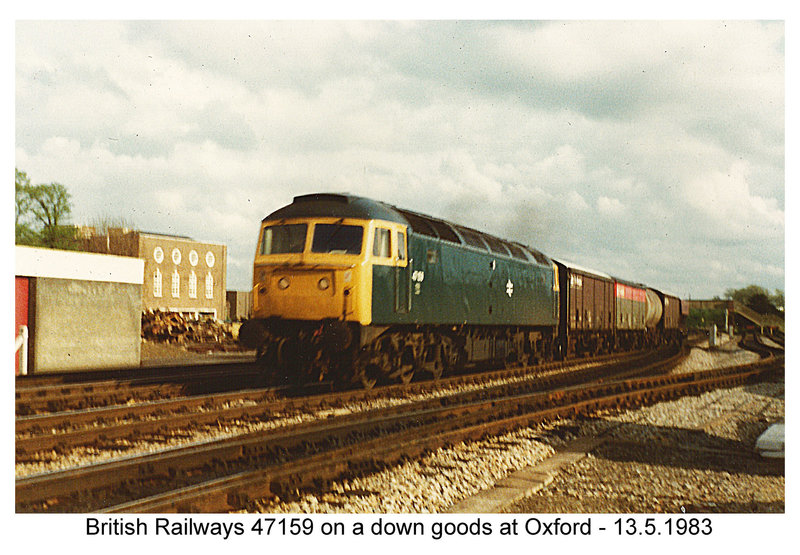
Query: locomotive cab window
[[311, 223, 364, 255], [373, 228, 392, 258], [397, 231, 407, 261], [260, 224, 307, 255]]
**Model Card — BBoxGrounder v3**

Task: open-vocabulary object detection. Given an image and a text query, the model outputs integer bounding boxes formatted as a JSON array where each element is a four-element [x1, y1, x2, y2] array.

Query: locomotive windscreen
[[260, 224, 307, 254], [311, 223, 364, 255]]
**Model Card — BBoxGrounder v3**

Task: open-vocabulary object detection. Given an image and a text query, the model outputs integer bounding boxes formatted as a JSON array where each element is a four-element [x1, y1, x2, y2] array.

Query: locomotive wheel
[[359, 364, 381, 389], [256, 336, 280, 367], [355, 349, 388, 390], [397, 347, 416, 384], [421, 344, 444, 380], [504, 350, 521, 369], [398, 365, 415, 384]]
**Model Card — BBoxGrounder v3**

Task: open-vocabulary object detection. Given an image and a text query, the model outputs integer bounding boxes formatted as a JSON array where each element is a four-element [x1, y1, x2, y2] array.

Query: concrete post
[[15, 325, 28, 375]]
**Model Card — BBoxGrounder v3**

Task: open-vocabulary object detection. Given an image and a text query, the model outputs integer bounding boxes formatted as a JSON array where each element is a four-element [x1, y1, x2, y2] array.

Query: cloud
[[597, 196, 625, 217], [15, 21, 784, 297], [683, 161, 784, 240]]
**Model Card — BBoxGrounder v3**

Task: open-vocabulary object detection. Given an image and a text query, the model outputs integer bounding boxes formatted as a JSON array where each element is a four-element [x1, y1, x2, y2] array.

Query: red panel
[[15, 277, 29, 376], [615, 282, 646, 303]]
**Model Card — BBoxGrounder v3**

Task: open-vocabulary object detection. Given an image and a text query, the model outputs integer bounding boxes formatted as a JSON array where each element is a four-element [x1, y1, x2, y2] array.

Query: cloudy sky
[[15, 19, 785, 298]]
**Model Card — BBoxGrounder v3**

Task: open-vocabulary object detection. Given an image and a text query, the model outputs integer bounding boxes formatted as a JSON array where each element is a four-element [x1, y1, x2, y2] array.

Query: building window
[[153, 246, 164, 263], [172, 248, 182, 265], [154, 268, 162, 297], [189, 271, 197, 299], [172, 269, 180, 298], [205, 272, 214, 299]]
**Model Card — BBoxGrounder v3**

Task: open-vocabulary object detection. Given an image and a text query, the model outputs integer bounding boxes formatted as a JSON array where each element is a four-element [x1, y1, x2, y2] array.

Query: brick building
[[81, 228, 227, 320]]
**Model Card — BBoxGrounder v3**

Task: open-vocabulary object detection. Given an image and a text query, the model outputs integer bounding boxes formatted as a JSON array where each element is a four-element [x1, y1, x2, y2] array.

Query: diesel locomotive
[[238, 193, 683, 387]]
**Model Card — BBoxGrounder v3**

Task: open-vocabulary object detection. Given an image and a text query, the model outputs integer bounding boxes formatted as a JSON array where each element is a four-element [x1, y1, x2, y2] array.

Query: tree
[[772, 289, 784, 312], [15, 168, 80, 250], [724, 284, 770, 304], [15, 169, 38, 245], [29, 182, 77, 249], [724, 284, 784, 316]]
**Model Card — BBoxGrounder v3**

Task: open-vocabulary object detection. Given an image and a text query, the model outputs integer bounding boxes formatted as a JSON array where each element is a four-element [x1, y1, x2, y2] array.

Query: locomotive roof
[[264, 193, 553, 266], [264, 193, 408, 224]]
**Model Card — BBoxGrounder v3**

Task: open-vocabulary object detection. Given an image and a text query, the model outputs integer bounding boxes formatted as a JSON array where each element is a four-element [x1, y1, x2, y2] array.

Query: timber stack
[[141, 310, 239, 351]]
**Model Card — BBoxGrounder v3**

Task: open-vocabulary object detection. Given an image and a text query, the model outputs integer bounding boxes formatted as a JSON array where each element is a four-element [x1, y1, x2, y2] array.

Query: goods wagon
[[554, 260, 615, 356], [653, 289, 683, 341]]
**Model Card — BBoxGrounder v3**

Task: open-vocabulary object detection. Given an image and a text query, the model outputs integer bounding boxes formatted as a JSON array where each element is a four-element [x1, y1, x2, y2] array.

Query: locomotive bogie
[[352, 323, 556, 388]]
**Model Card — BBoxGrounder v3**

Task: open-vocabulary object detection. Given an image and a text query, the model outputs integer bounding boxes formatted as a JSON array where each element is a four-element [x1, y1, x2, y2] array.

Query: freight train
[[239, 193, 684, 388]]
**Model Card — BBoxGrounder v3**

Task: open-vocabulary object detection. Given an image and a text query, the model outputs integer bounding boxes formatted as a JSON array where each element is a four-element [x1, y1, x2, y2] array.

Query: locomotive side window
[[373, 228, 392, 258], [507, 243, 528, 260], [397, 231, 407, 260], [311, 223, 363, 255], [398, 210, 437, 238], [428, 219, 460, 243], [456, 227, 488, 251], [260, 224, 307, 254], [483, 234, 510, 256]]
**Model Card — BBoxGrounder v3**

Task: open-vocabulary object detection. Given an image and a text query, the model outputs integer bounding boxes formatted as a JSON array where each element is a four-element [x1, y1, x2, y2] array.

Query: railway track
[[15, 347, 671, 462], [15, 361, 264, 415], [17, 343, 781, 513]]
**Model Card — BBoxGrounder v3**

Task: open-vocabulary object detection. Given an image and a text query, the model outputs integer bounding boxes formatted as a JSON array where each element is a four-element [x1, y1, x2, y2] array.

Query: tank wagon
[[240, 193, 684, 387]]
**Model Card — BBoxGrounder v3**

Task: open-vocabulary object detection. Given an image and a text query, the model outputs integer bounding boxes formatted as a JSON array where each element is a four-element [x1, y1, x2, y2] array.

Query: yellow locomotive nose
[[255, 267, 352, 321]]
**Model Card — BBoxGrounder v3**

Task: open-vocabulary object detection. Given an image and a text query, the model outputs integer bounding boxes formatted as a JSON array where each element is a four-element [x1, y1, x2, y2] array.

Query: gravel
[[247, 427, 558, 513], [506, 379, 784, 513], [669, 334, 760, 374], [249, 341, 784, 514]]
